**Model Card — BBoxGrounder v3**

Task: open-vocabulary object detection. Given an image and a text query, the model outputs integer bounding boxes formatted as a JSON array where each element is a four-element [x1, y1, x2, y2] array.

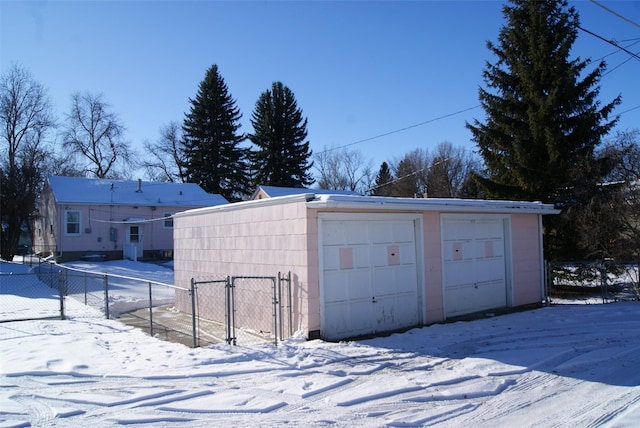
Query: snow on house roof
[[47, 176, 228, 207], [251, 185, 360, 200], [176, 192, 559, 218]]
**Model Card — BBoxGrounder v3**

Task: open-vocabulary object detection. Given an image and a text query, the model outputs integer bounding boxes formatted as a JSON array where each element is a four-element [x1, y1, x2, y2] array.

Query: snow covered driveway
[[2, 262, 640, 427], [2, 304, 640, 427]]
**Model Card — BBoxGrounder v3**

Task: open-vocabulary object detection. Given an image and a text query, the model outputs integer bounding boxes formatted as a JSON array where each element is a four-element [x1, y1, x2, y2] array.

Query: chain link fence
[[547, 260, 640, 303], [182, 272, 293, 347], [3, 259, 293, 348]]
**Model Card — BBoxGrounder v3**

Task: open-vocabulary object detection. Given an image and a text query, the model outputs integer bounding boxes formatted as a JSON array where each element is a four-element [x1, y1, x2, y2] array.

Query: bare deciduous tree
[[314, 146, 372, 194], [63, 92, 133, 178], [426, 142, 481, 198], [0, 64, 56, 260], [141, 121, 186, 182]]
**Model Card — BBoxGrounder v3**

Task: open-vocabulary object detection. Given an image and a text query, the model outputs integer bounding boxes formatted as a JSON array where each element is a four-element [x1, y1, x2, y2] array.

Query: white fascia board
[[305, 195, 560, 215], [174, 193, 315, 218]]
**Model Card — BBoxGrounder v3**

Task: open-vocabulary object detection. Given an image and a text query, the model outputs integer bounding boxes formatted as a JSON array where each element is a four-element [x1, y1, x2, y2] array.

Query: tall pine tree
[[466, 0, 620, 259], [372, 161, 394, 196], [249, 82, 313, 188], [182, 64, 250, 202]]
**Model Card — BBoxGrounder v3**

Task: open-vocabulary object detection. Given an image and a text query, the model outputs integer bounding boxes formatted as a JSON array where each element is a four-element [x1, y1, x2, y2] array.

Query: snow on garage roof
[[307, 194, 560, 214], [47, 176, 228, 207], [176, 192, 559, 218]]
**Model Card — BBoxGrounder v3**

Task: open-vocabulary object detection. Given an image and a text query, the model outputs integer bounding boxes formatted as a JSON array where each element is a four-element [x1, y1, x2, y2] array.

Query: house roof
[[251, 185, 360, 200], [46, 176, 228, 207]]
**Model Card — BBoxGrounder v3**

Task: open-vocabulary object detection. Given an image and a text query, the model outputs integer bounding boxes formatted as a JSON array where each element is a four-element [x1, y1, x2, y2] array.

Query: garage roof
[[307, 194, 560, 214], [177, 192, 559, 218]]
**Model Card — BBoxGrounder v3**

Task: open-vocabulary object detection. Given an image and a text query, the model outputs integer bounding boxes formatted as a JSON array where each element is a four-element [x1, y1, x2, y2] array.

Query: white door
[[320, 214, 421, 340], [441, 215, 510, 318], [124, 225, 143, 261]]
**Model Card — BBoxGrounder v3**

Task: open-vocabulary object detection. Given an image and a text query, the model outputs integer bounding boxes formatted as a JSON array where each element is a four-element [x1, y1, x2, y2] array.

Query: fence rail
[[3, 259, 293, 348]]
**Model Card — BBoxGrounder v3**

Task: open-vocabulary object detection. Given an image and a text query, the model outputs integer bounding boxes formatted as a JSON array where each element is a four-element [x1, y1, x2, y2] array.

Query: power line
[[321, 105, 481, 154], [578, 25, 640, 62], [589, 0, 640, 28]]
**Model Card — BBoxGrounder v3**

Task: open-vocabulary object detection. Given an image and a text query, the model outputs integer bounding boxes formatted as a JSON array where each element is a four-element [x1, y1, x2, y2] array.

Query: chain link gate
[[191, 271, 292, 347]]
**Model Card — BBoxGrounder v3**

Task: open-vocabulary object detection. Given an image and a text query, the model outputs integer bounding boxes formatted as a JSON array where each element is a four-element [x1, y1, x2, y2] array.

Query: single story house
[[173, 193, 558, 341], [33, 176, 227, 263]]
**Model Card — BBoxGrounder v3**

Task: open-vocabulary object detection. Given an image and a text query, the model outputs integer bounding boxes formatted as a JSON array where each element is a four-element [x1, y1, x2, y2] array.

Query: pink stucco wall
[[173, 198, 313, 335], [422, 212, 445, 323], [510, 214, 544, 306]]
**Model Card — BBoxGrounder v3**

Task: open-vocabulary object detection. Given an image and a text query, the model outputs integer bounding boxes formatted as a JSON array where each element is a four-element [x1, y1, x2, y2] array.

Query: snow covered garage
[[173, 194, 558, 341]]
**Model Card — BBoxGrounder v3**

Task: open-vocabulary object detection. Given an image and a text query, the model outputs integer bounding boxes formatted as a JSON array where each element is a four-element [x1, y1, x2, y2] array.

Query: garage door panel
[[323, 271, 350, 301], [349, 270, 372, 300], [354, 246, 371, 269], [392, 222, 415, 242], [346, 222, 369, 245], [371, 224, 394, 244], [475, 220, 503, 239], [323, 222, 347, 246], [323, 247, 341, 271], [323, 304, 350, 336], [442, 240, 474, 262], [349, 300, 373, 332], [443, 260, 475, 287], [476, 259, 506, 283]]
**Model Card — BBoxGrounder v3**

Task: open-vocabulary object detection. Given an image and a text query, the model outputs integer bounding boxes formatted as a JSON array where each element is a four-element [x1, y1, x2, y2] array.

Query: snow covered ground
[[2, 260, 640, 427]]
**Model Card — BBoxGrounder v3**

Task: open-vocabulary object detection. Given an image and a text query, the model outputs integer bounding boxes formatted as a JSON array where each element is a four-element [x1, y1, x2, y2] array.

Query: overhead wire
[[588, 0, 640, 28]]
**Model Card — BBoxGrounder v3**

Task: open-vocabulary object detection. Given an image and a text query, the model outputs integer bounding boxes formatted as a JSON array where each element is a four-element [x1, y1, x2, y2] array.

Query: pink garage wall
[[510, 213, 544, 306], [422, 212, 445, 323], [173, 197, 313, 335]]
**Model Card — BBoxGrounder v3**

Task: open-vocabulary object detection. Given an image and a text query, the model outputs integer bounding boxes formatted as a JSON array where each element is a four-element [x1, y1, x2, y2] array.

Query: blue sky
[[2, 1, 639, 181]]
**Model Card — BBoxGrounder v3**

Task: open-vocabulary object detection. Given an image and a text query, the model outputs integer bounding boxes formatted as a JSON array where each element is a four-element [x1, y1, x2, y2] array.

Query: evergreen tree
[[182, 64, 250, 202], [466, 0, 620, 259], [393, 159, 421, 197], [372, 161, 394, 196], [249, 82, 313, 188]]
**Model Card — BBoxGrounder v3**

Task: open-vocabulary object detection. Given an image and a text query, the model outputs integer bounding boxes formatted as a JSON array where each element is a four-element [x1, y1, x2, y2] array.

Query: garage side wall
[[511, 213, 544, 306], [173, 199, 311, 335]]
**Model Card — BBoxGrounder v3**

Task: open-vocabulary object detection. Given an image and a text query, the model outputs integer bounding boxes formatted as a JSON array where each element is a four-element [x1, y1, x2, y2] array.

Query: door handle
[[372, 296, 377, 303]]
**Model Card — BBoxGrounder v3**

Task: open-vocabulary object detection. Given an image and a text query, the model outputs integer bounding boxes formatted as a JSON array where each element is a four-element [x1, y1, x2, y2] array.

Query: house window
[[65, 210, 81, 236], [129, 226, 140, 243], [163, 213, 174, 229]]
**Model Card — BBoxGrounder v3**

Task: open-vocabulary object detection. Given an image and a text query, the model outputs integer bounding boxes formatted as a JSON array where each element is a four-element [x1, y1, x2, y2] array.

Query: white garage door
[[441, 215, 511, 318], [320, 214, 421, 340]]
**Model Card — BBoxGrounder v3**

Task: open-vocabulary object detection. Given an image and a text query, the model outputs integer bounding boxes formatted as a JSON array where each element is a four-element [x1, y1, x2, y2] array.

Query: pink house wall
[[51, 205, 175, 252]]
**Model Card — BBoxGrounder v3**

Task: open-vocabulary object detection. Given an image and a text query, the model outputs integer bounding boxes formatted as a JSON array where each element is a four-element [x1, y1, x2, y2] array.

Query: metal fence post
[[148, 281, 154, 338], [190, 278, 197, 348], [58, 271, 65, 320], [226, 276, 236, 345], [103, 274, 109, 319], [272, 277, 278, 347], [84, 271, 88, 305]]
